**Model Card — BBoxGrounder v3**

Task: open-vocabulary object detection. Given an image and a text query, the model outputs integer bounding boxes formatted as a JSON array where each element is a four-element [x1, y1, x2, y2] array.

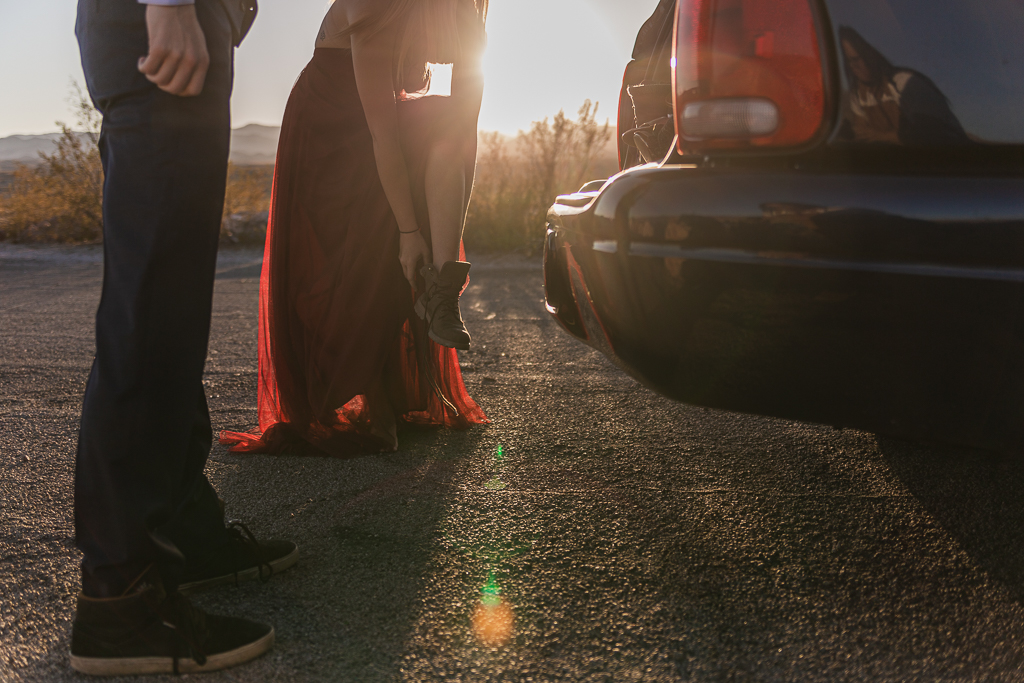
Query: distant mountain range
[[0, 132, 73, 171], [227, 123, 280, 165], [1, 124, 607, 175], [0, 123, 281, 171]]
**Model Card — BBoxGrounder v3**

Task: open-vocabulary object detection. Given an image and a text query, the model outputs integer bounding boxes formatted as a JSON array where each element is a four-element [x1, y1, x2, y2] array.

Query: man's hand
[[399, 231, 431, 287], [138, 5, 210, 97]]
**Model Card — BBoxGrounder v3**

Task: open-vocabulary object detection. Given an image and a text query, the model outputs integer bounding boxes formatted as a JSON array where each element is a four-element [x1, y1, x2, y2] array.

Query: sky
[[0, 0, 659, 138]]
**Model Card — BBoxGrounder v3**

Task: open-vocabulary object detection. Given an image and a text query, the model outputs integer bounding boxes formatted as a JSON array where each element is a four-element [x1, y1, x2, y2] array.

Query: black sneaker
[[70, 567, 273, 676], [415, 261, 472, 350], [178, 521, 298, 595]]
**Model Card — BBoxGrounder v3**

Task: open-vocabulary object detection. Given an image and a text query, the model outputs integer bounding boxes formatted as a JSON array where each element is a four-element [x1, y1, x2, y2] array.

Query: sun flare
[[424, 63, 454, 98], [478, 0, 629, 134]]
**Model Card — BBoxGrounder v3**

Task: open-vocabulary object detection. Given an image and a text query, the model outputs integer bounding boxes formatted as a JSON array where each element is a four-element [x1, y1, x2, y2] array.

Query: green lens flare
[[481, 571, 502, 607], [485, 444, 507, 489]]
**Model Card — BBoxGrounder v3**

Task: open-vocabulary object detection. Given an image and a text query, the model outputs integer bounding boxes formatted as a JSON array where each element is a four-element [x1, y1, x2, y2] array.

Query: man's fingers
[[163, 59, 197, 95], [141, 4, 209, 96], [149, 52, 183, 87], [141, 46, 209, 95], [182, 61, 208, 97], [138, 48, 168, 77], [163, 50, 204, 94], [164, 46, 208, 95]]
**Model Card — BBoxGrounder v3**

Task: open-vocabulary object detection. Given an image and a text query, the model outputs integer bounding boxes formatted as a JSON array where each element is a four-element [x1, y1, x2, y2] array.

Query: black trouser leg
[[157, 388, 230, 566], [75, 0, 234, 597]]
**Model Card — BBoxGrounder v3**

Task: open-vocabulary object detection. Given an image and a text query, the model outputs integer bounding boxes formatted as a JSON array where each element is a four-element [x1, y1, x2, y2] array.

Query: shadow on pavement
[[307, 426, 488, 680], [194, 423, 489, 682], [879, 436, 1024, 601]]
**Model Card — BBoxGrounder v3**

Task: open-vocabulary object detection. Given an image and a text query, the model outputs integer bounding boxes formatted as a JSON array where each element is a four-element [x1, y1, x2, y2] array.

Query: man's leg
[[156, 388, 229, 568], [70, 1, 281, 675], [74, 0, 233, 598]]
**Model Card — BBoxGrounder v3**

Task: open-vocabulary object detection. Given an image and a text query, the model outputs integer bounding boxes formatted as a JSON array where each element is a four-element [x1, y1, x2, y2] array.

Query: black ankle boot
[[415, 261, 472, 350], [70, 566, 273, 676]]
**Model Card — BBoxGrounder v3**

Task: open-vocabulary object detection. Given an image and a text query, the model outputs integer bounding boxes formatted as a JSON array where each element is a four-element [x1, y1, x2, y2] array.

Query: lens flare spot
[[473, 573, 514, 647], [485, 444, 507, 489]]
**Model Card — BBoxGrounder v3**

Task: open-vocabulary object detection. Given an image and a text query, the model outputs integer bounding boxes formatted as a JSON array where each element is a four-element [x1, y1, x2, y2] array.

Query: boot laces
[[144, 590, 210, 667], [432, 285, 464, 325], [227, 520, 274, 584]]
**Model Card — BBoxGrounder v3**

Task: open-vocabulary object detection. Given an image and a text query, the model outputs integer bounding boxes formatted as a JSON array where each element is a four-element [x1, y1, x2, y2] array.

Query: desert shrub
[[223, 162, 273, 217], [0, 90, 611, 252], [0, 86, 274, 245], [465, 100, 614, 253], [0, 86, 103, 243], [221, 163, 273, 245]]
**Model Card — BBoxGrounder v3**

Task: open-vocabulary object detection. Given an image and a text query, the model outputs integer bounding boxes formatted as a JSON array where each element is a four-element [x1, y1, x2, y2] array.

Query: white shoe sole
[[178, 546, 299, 595], [70, 628, 274, 676]]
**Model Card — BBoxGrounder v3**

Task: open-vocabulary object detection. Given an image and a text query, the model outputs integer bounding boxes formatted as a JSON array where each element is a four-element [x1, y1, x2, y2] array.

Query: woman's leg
[[424, 136, 470, 266], [416, 131, 477, 349]]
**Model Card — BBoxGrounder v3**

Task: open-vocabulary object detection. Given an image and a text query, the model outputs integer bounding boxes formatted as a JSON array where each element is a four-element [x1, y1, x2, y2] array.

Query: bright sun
[[331, 0, 631, 131], [424, 63, 454, 98], [479, 0, 628, 134]]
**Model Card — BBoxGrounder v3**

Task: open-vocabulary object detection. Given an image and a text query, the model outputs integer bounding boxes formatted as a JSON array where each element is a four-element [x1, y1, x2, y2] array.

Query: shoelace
[[142, 589, 210, 671], [432, 287, 464, 325], [227, 520, 274, 584]]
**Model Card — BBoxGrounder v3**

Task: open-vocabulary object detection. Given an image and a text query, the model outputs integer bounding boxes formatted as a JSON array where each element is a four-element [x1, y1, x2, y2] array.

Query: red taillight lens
[[672, 0, 825, 152]]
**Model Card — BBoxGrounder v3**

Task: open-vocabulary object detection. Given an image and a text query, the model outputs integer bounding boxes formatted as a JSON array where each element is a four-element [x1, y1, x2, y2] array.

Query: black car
[[543, 0, 1024, 452]]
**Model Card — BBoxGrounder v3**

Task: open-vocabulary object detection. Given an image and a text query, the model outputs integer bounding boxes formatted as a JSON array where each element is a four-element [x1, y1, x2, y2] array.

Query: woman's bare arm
[[315, 3, 351, 49], [350, 19, 430, 283], [351, 28, 416, 232]]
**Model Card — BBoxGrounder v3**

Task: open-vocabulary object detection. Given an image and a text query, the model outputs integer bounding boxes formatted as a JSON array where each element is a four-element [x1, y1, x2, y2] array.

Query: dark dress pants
[[75, 0, 235, 597]]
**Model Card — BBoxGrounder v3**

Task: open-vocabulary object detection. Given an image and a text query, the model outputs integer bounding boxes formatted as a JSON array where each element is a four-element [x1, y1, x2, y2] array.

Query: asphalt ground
[[3, 245, 1024, 681]]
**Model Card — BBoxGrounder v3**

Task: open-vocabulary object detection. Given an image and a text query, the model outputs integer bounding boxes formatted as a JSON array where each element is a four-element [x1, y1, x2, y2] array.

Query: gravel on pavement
[[3, 245, 1024, 681]]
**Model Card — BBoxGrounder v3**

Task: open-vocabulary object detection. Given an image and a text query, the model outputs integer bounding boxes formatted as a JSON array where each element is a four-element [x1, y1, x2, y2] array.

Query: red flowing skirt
[[220, 48, 487, 457]]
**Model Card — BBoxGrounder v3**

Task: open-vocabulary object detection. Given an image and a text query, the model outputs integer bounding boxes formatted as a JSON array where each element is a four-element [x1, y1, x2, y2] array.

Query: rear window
[[824, 0, 1024, 145]]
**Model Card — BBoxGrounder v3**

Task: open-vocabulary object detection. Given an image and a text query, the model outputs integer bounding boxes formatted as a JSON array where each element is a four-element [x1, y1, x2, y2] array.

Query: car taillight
[[672, 0, 826, 152]]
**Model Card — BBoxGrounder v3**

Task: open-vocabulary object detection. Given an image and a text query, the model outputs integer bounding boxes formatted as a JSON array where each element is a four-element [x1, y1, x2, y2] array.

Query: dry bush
[[221, 163, 273, 245], [465, 100, 614, 253], [223, 162, 273, 217], [0, 85, 103, 243], [0, 82, 274, 245], [1, 89, 611, 253]]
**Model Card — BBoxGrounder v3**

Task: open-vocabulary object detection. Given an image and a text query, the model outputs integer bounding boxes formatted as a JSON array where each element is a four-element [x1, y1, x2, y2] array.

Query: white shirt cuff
[[138, 0, 195, 5]]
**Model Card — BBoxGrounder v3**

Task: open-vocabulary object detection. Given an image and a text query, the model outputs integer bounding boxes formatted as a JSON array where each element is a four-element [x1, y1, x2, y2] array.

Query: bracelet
[[399, 228, 420, 234]]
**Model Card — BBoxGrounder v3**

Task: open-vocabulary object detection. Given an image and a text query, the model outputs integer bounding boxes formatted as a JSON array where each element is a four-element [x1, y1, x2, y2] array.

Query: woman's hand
[[399, 231, 431, 287]]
